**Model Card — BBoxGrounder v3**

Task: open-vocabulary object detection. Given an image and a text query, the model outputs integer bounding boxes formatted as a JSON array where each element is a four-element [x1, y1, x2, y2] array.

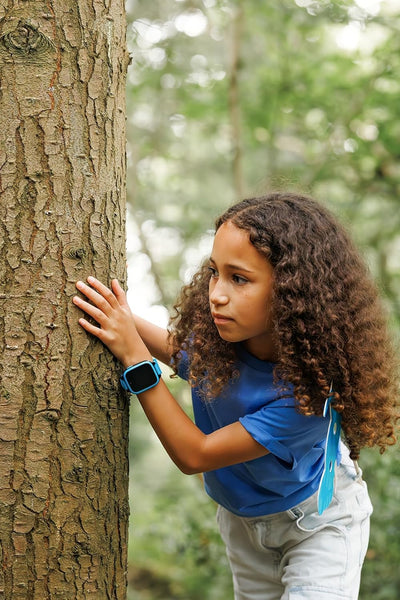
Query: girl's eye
[[208, 266, 218, 278], [233, 274, 248, 285]]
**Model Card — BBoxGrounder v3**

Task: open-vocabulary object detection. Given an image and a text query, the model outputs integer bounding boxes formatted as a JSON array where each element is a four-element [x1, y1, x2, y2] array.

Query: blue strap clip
[[317, 383, 342, 515]]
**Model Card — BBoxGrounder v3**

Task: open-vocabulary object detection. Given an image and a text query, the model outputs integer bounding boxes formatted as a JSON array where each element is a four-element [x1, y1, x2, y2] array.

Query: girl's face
[[209, 221, 276, 361]]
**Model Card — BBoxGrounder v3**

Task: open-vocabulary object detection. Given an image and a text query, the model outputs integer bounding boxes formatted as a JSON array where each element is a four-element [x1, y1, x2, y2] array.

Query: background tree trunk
[[0, 1, 130, 598], [228, 0, 244, 201]]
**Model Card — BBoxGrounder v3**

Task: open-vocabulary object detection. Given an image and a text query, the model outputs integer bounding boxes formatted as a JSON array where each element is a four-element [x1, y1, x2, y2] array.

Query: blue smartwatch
[[120, 359, 162, 394]]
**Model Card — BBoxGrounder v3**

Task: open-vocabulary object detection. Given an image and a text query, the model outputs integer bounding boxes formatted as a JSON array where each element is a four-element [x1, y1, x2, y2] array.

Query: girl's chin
[[215, 328, 243, 344]]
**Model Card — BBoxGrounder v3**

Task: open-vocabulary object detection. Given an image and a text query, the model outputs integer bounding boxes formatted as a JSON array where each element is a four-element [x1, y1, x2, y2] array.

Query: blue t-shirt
[[177, 344, 330, 517]]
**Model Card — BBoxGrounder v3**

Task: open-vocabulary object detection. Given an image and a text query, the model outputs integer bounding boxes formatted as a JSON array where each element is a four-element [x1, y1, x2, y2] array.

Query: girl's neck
[[243, 338, 278, 362]]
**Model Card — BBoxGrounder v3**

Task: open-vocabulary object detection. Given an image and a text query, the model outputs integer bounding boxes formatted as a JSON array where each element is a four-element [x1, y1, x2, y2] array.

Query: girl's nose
[[209, 280, 229, 306]]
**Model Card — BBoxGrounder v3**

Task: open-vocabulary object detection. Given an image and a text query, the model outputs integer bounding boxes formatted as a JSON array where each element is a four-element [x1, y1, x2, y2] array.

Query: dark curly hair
[[169, 192, 399, 459]]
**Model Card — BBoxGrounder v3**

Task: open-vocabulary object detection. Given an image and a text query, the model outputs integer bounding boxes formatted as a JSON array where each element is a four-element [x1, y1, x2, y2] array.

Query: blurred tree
[[0, 1, 130, 598]]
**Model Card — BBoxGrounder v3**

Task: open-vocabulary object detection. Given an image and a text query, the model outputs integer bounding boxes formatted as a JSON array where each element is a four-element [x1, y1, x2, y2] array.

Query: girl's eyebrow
[[209, 257, 254, 273]]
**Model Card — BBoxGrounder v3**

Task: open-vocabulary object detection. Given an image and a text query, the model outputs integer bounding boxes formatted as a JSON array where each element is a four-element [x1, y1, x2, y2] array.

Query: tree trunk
[[228, 0, 244, 201], [0, 1, 130, 598]]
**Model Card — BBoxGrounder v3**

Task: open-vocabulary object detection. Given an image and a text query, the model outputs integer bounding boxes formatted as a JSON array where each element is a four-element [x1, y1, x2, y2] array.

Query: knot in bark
[[0, 20, 55, 60]]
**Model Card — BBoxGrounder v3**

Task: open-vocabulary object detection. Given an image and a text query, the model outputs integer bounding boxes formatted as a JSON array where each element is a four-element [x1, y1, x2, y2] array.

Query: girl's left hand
[[73, 277, 151, 367]]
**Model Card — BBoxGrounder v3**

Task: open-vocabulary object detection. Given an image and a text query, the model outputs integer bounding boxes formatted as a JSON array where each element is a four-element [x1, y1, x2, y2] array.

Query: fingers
[[73, 276, 141, 365], [77, 317, 105, 341], [111, 279, 129, 306], [73, 276, 129, 334], [78, 277, 120, 311], [73, 278, 116, 329], [73, 294, 108, 327]]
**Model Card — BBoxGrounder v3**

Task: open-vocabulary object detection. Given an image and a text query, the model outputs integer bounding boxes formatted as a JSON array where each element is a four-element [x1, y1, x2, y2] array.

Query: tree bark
[[0, 1, 130, 598]]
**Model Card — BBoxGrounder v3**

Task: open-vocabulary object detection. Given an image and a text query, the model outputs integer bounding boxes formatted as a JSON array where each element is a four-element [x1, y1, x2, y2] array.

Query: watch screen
[[126, 363, 158, 392]]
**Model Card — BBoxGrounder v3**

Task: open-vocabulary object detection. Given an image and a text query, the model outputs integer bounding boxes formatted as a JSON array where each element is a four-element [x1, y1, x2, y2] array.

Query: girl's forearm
[[132, 315, 172, 366], [136, 381, 207, 474], [135, 381, 268, 475]]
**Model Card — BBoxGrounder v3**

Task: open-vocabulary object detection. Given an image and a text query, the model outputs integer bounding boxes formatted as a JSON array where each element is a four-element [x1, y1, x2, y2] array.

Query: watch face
[[126, 363, 158, 392]]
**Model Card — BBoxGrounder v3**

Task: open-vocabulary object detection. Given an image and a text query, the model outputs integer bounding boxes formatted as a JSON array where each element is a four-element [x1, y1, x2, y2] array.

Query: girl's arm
[[132, 314, 172, 366], [73, 277, 268, 474]]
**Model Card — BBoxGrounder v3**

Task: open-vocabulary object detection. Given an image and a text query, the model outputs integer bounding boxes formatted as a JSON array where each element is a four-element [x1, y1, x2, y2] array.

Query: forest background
[[124, 1, 400, 598]]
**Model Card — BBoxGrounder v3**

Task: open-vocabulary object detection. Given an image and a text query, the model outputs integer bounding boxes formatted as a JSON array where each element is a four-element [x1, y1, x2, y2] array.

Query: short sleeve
[[239, 405, 328, 467]]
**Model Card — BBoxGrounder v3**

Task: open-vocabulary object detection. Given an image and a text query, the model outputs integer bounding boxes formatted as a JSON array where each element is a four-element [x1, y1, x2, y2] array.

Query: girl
[[73, 193, 398, 600]]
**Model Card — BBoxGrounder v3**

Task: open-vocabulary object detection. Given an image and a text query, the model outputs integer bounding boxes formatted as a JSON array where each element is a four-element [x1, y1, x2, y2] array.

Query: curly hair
[[169, 192, 399, 459]]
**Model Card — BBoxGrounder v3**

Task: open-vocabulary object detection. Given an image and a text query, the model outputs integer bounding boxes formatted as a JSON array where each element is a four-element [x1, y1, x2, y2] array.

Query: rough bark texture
[[0, 1, 130, 598]]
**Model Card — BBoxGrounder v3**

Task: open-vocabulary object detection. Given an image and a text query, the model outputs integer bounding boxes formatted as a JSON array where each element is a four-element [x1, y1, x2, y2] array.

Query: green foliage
[[360, 447, 400, 599], [126, 0, 400, 597]]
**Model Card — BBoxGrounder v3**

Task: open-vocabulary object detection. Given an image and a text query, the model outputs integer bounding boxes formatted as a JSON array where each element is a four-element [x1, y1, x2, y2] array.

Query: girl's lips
[[212, 314, 233, 325]]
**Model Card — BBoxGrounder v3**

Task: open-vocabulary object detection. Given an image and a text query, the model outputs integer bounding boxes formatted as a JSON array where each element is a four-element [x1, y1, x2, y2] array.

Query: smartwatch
[[120, 359, 162, 395]]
